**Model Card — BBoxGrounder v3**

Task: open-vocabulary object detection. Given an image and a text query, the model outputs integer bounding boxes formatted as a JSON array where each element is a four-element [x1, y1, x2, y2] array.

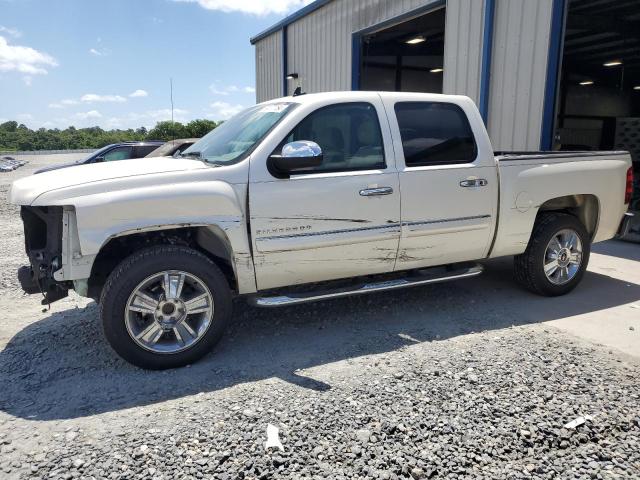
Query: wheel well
[[87, 226, 237, 300], [537, 194, 599, 238]]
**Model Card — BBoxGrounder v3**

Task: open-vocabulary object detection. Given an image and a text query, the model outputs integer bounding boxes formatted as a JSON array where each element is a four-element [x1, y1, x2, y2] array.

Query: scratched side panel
[[250, 171, 401, 290]]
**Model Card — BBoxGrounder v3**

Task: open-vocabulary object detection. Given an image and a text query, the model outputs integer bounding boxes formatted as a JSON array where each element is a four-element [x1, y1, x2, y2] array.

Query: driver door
[[249, 98, 401, 291]]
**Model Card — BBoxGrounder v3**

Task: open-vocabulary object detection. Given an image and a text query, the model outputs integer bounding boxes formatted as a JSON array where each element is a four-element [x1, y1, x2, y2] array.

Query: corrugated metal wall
[[442, 0, 485, 104], [488, 0, 553, 150], [286, 0, 439, 96], [254, 0, 555, 150], [255, 30, 283, 103]]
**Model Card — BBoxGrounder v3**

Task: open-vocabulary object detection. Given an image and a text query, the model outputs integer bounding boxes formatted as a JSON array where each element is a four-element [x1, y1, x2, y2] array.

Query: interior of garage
[[555, 0, 640, 161], [555, 0, 640, 211], [357, 7, 445, 94]]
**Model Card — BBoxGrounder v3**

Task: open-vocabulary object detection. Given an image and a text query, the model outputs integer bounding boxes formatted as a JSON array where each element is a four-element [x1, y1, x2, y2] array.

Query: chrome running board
[[249, 263, 483, 307]]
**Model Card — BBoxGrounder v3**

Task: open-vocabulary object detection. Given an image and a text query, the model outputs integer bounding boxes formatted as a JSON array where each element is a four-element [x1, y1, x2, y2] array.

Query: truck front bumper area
[[18, 206, 69, 304]]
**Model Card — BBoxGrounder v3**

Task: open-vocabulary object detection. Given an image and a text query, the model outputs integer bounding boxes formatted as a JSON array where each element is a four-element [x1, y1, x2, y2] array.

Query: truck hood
[[10, 157, 207, 205]]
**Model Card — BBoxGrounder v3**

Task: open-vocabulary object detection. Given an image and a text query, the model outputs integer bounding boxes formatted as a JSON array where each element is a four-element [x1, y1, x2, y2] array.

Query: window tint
[[276, 102, 385, 174], [103, 146, 133, 162], [134, 145, 160, 157], [394, 102, 477, 166]]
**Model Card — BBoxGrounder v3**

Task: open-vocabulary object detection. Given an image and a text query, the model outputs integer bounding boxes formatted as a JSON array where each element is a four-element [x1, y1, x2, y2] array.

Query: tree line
[[0, 119, 219, 152]]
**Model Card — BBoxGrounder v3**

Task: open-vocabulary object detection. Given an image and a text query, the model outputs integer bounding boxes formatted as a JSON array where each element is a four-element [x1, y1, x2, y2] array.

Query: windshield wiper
[[181, 151, 202, 159]]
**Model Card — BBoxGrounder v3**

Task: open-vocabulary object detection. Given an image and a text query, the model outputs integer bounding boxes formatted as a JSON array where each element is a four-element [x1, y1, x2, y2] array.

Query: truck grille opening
[[21, 206, 50, 250]]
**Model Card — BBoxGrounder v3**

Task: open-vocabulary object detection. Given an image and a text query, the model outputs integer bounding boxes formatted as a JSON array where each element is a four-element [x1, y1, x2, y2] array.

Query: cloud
[[175, 0, 313, 15], [80, 93, 127, 103], [129, 89, 148, 98], [17, 113, 33, 121], [207, 101, 245, 120], [104, 108, 190, 129], [210, 83, 256, 96], [0, 26, 21, 38], [0, 35, 58, 75], [89, 47, 111, 56], [49, 98, 80, 108], [74, 110, 102, 120]]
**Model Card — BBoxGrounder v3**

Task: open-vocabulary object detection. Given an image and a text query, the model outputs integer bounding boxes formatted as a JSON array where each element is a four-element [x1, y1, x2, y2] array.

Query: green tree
[[146, 121, 188, 141], [185, 119, 217, 138]]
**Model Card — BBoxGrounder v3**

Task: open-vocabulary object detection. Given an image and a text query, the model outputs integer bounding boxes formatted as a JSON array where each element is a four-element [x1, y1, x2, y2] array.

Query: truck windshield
[[181, 103, 294, 165]]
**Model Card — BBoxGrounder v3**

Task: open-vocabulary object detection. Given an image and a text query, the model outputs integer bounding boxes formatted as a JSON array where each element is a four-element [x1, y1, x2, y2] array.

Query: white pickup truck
[[10, 92, 634, 369]]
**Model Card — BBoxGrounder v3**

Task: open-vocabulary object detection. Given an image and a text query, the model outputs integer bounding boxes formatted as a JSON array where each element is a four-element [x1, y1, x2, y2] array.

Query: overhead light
[[286, 73, 298, 80], [406, 36, 426, 45], [430, 68, 443, 73], [634, 86, 640, 90], [579, 80, 594, 86], [603, 60, 622, 67]]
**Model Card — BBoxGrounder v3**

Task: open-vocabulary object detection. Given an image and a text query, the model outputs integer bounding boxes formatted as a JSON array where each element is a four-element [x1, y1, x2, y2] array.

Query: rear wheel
[[100, 245, 232, 369], [514, 213, 590, 296]]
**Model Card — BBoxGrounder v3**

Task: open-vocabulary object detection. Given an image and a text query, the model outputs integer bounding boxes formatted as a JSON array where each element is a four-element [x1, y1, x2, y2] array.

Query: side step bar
[[249, 263, 483, 308]]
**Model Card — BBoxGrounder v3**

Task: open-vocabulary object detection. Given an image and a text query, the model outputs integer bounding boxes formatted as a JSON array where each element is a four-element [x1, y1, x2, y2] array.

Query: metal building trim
[[478, 0, 496, 124], [540, 0, 567, 150], [250, 0, 333, 45], [282, 26, 288, 97], [350, 0, 446, 91]]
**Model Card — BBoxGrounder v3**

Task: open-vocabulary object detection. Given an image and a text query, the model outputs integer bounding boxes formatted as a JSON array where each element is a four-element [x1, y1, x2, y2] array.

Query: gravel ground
[[0, 154, 639, 480]]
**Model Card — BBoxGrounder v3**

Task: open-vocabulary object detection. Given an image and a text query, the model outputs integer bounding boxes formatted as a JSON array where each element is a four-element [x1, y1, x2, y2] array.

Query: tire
[[100, 245, 232, 369], [514, 213, 590, 296]]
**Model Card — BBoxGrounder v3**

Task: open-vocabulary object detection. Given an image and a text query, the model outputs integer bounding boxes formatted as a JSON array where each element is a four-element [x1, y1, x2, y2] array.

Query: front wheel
[[514, 213, 590, 296], [100, 246, 232, 369]]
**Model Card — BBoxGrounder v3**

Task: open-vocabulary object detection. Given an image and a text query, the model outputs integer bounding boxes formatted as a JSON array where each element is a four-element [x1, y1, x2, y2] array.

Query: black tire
[[100, 245, 232, 369], [514, 213, 590, 296]]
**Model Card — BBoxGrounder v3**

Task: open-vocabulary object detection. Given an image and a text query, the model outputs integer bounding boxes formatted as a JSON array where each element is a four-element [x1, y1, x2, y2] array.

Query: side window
[[134, 145, 160, 157], [275, 102, 386, 174], [394, 102, 477, 166], [103, 146, 133, 162]]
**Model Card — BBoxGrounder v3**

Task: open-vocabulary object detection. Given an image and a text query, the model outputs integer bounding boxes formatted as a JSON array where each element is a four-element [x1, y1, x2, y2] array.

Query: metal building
[[251, 0, 640, 164]]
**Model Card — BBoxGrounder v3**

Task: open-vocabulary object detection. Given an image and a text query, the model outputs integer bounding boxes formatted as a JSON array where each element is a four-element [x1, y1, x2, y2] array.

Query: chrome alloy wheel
[[125, 271, 214, 354], [543, 229, 583, 285]]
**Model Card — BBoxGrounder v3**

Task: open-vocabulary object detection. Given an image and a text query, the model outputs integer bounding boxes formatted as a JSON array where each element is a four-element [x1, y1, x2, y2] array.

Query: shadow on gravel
[[1, 256, 639, 421]]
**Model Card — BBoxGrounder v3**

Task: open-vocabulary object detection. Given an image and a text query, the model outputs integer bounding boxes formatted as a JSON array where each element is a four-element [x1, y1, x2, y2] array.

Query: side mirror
[[268, 140, 323, 178], [94, 156, 105, 163]]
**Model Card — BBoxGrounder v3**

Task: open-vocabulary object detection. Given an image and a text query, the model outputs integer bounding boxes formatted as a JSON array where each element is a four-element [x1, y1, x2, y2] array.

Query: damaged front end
[[18, 206, 70, 304]]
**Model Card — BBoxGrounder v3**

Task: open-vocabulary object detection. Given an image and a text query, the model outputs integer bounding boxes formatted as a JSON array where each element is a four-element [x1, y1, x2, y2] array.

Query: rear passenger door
[[382, 95, 498, 270]]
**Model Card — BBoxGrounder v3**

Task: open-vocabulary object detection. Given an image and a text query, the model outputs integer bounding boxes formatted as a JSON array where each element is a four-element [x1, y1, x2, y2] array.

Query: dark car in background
[[144, 138, 198, 158], [34, 141, 164, 174]]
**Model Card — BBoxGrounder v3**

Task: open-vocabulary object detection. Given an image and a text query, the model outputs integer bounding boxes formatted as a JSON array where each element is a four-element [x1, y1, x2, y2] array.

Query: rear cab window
[[394, 102, 477, 167]]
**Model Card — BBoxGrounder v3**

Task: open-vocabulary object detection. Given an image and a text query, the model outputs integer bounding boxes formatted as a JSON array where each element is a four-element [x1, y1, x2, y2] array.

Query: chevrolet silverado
[[10, 92, 634, 369]]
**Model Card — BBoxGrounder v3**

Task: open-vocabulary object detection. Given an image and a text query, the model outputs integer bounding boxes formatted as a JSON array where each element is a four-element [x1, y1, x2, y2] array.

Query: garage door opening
[[554, 1, 640, 158], [554, 0, 640, 211], [356, 7, 445, 93]]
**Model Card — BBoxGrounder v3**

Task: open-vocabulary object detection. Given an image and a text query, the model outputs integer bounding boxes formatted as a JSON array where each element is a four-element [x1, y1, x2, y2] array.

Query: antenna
[[170, 78, 175, 144]]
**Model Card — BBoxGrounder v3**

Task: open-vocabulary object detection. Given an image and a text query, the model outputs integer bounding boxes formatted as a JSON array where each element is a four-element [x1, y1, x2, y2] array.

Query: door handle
[[359, 186, 394, 197], [460, 179, 488, 188]]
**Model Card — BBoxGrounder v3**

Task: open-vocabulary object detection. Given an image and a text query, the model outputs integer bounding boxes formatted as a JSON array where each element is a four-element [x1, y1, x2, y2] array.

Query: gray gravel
[[2, 328, 639, 479], [1, 154, 639, 479]]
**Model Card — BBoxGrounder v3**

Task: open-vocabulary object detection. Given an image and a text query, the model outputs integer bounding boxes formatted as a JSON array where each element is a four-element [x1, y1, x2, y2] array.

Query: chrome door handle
[[359, 187, 394, 196], [460, 179, 488, 188]]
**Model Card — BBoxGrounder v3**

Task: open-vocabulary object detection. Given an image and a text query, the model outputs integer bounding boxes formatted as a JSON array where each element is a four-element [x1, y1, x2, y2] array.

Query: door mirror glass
[[268, 140, 323, 177]]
